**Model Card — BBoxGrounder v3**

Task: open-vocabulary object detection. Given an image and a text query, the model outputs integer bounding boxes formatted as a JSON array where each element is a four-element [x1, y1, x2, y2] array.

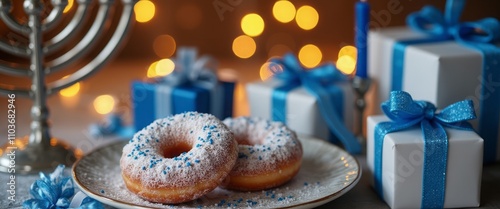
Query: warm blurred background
[[0, 0, 499, 118]]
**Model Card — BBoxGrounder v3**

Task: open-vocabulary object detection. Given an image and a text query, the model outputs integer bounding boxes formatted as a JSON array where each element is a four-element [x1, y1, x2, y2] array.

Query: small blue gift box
[[367, 91, 483, 209], [131, 48, 234, 131]]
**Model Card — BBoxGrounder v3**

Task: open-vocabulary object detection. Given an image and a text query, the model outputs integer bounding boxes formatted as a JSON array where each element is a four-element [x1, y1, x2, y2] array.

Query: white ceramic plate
[[72, 136, 361, 209]]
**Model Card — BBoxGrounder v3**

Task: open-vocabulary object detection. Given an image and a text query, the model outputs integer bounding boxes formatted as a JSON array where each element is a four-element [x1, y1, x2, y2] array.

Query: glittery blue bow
[[271, 53, 361, 154], [374, 91, 476, 208], [23, 165, 103, 209]]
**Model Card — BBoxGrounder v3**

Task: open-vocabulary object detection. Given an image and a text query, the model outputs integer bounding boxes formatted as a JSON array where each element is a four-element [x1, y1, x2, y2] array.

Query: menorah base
[[0, 137, 78, 174]]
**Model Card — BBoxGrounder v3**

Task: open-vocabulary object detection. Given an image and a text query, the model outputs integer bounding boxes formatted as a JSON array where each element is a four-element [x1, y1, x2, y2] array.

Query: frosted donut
[[222, 117, 303, 191], [120, 112, 238, 204]]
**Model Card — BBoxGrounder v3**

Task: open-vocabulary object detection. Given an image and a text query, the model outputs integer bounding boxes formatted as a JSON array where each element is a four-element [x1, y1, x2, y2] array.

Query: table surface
[[0, 60, 499, 209]]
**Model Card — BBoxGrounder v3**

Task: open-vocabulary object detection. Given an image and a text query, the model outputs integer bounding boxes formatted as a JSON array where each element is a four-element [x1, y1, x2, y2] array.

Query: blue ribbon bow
[[392, 0, 500, 162], [374, 91, 476, 208], [271, 53, 361, 154], [23, 165, 103, 209], [156, 47, 223, 118]]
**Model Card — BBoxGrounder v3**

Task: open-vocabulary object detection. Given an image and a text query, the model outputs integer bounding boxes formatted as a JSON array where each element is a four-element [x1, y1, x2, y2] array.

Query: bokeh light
[[273, 1, 296, 23], [232, 35, 256, 59], [241, 13, 265, 37], [298, 44, 322, 68], [337, 45, 357, 75], [295, 5, 319, 30], [156, 58, 175, 76], [93, 95, 115, 115], [147, 61, 159, 78], [59, 82, 80, 97], [63, 0, 74, 13], [153, 35, 176, 58], [337, 56, 356, 75], [338, 45, 357, 60], [134, 0, 155, 23]]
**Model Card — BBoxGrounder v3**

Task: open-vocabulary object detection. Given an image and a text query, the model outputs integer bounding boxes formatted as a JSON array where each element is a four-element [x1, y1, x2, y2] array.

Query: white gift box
[[368, 26, 500, 161], [367, 115, 483, 209], [246, 79, 354, 141]]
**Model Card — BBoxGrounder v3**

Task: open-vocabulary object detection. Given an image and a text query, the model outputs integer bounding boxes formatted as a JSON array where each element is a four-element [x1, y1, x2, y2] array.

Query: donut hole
[[162, 142, 192, 158]]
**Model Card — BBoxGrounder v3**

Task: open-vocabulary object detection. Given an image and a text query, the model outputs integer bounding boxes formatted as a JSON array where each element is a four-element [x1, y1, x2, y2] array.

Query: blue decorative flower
[[23, 165, 103, 209]]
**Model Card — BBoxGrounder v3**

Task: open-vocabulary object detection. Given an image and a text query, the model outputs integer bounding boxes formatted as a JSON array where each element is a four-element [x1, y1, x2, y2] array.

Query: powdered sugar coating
[[120, 112, 237, 189], [222, 117, 303, 175]]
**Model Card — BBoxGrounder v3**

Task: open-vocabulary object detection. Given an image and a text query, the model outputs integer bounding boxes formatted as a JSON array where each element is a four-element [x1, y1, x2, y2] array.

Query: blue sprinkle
[[278, 197, 284, 201], [142, 166, 146, 170], [238, 153, 248, 159], [271, 194, 275, 199], [195, 159, 200, 163], [196, 144, 202, 148], [304, 182, 309, 186], [163, 170, 167, 174], [186, 162, 192, 167], [100, 190, 105, 194], [259, 156, 262, 160]]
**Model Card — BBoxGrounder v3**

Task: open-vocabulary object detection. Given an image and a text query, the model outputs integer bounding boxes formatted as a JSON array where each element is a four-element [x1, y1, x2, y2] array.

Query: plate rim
[[72, 137, 362, 209]]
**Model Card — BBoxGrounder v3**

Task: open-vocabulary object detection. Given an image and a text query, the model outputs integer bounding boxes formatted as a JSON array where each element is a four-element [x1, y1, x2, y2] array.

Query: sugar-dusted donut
[[222, 116, 303, 191], [120, 112, 238, 204]]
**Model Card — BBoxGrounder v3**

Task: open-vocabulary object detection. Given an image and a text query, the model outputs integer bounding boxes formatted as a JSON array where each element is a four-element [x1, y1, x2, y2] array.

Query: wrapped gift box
[[246, 79, 354, 142], [132, 81, 234, 131], [368, 27, 484, 111], [367, 115, 483, 209], [368, 26, 500, 162]]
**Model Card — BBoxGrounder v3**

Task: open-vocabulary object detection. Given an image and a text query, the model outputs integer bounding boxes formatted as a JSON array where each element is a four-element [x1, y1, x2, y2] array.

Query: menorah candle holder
[[0, 0, 136, 174], [352, 75, 371, 151]]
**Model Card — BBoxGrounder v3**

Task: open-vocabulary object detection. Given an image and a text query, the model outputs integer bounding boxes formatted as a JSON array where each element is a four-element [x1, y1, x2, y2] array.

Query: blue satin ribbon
[[392, 0, 500, 162], [374, 91, 476, 208], [23, 165, 104, 209], [157, 47, 223, 118], [270, 53, 361, 154]]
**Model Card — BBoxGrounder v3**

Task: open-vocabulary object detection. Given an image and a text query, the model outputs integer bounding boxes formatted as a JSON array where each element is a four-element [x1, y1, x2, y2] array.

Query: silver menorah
[[0, 0, 136, 174]]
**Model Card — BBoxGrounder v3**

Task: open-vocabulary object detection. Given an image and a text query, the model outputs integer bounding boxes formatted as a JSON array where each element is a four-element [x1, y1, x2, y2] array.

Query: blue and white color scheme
[[368, 0, 500, 163]]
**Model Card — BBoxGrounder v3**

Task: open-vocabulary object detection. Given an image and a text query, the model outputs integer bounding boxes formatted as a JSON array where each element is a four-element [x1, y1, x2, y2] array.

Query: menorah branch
[[41, 0, 68, 32], [0, 40, 30, 57], [45, 2, 110, 74], [0, 63, 31, 77], [48, 0, 135, 94], [0, 85, 30, 97], [0, 0, 30, 34], [44, 0, 90, 54]]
